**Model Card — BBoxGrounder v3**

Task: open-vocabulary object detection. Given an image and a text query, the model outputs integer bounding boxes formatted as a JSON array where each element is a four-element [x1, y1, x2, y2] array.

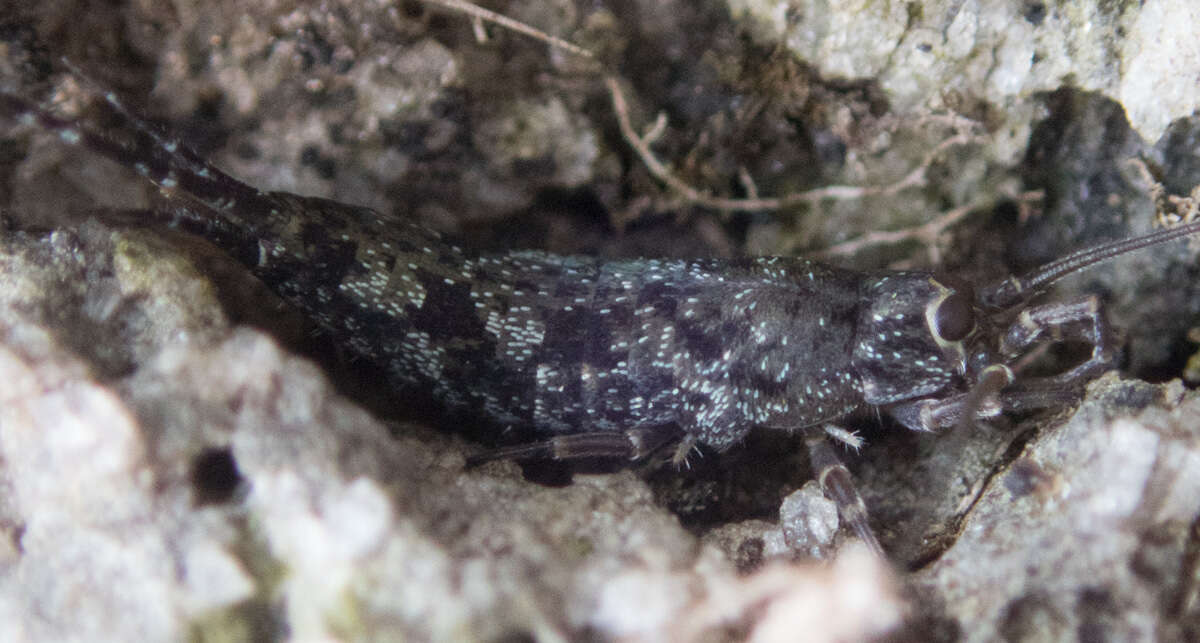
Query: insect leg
[[806, 431, 884, 556], [1000, 295, 1114, 383], [888, 383, 1085, 431], [467, 426, 681, 467]]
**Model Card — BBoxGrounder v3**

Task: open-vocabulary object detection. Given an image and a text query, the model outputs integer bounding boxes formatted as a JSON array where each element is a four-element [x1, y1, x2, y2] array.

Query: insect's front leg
[[887, 385, 1085, 432], [888, 392, 1001, 432], [1000, 295, 1114, 383]]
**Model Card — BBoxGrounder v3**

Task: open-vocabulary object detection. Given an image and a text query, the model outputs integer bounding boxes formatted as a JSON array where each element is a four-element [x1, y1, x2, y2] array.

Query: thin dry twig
[[420, 0, 595, 59], [810, 187, 1043, 265], [1127, 157, 1200, 226], [809, 198, 981, 265], [606, 76, 987, 214]]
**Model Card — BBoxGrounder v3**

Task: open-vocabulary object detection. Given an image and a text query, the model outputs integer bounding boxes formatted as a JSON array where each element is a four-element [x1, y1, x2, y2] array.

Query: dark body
[[170, 182, 969, 451], [193, 193, 877, 451]]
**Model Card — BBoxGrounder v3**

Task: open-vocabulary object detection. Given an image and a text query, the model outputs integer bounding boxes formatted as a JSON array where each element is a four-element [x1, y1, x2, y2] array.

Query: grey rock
[[779, 481, 839, 558], [2, 1, 1200, 641], [912, 374, 1200, 642], [730, 0, 1200, 153]]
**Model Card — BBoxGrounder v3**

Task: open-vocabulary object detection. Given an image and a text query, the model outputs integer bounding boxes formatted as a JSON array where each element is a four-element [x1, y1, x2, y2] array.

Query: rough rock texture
[[857, 379, 1200, 642], [913, 375, 1200, 642], [2, 0, 1200, 641], [730, 0, 1200, 159]]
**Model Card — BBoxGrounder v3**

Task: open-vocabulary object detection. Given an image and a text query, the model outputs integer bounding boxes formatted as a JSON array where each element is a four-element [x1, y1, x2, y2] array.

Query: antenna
[[980, 220, 1200, 309]]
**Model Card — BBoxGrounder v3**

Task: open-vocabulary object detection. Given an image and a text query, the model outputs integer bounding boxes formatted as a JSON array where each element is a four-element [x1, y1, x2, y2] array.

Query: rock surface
[[1, 1, 1200, 641], [913, 375, 1200, 642], [731, 0, 1200, 158]]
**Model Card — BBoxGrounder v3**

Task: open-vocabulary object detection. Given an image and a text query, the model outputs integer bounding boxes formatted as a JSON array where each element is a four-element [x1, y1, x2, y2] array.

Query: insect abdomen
[[329, 241, 872, 449]]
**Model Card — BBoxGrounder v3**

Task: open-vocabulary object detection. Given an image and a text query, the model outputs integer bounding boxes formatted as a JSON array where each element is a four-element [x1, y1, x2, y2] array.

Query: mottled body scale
[[194, 187, 875, 450]]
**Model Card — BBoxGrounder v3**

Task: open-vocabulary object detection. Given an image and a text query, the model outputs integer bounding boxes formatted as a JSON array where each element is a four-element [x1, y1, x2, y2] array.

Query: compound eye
[[933, 291, 974, 342]]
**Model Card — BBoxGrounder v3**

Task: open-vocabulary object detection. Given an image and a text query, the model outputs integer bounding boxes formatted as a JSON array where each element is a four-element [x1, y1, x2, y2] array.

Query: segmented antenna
[[980, 220, 1200, 309]]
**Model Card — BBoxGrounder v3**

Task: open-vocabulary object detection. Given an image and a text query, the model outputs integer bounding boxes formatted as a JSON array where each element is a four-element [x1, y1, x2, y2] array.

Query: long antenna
[[980, 220, 1200, 308]]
